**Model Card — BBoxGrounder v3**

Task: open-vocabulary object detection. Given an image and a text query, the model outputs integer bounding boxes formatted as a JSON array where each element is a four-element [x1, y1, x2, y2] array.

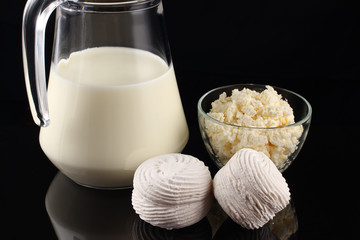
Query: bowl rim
[[197, 83, 312, 130]]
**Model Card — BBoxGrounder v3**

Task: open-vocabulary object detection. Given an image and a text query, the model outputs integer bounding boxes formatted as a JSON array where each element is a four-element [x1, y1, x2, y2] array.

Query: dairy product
[[40, 47, 189, 188], [206, 86, 303, 167], [213, 148, 290, 229], [132, 154, 213, 230]]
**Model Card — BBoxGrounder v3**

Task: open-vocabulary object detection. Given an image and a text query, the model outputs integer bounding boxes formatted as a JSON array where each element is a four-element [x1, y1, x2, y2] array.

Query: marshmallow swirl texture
[[132, 154, 213, 230], [213, 148, 290, 229]]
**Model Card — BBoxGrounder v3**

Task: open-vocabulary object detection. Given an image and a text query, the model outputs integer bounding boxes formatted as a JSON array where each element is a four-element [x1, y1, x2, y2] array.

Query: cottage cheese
[[206, 86, 303, 168]]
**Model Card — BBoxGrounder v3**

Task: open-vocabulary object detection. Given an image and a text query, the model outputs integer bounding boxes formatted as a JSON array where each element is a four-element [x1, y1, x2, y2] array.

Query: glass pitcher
[[22, 0, 189, 189]]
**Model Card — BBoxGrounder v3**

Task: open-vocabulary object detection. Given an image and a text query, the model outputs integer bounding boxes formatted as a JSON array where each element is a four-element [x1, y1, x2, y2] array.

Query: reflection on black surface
[[213, 217, 280, 240], [210, 200, 298, 240], [268, 201, 298, 240], [45, 172, 137, 239], [46, 172, 298, 239], [133, 216, 212, 240], [46, 172, 213, 239]]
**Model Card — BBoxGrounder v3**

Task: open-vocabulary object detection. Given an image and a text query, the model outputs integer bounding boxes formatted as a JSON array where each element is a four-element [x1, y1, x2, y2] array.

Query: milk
[[40, 47, 189, 188]]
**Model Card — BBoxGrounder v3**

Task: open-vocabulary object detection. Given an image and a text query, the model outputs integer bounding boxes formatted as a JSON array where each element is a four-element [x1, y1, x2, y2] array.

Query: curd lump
[[131, 154, 213, 230], [213, 148, 290, 229], [206, 85, 303, 167]]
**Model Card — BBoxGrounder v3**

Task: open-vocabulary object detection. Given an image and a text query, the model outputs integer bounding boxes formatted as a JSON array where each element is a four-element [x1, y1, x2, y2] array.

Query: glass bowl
[[197, 84, 312, 172]]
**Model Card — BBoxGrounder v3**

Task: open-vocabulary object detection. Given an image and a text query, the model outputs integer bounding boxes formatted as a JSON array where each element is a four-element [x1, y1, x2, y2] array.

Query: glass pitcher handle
[[22, 0, 70, 127]]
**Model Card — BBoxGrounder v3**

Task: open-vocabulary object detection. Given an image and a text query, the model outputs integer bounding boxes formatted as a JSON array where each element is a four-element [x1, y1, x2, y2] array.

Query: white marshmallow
[[132, 153, 213, 230], [213, 148, 290, 229]]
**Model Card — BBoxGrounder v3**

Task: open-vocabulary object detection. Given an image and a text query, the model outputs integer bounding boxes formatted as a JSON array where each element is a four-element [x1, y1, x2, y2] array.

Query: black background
[[1, 0, 359, 239]]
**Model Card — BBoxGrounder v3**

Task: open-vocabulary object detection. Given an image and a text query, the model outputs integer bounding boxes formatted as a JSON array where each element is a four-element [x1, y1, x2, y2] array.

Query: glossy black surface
[[2, 0, 359, 239]]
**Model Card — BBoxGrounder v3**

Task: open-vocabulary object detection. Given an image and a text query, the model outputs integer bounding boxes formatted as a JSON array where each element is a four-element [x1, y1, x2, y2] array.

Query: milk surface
[[40, 47, 189, 188]]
